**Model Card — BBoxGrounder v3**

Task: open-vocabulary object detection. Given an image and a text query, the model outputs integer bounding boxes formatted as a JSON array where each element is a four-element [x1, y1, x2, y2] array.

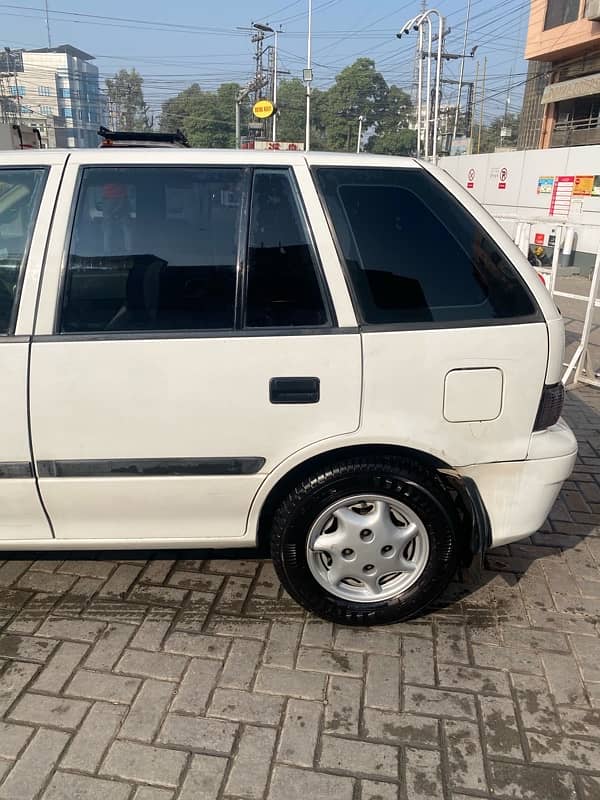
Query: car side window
[[315, 167, 538, 326], [245, 169, 329, 328], [60, 166, 246, 333], [0, 168, 46, 334]]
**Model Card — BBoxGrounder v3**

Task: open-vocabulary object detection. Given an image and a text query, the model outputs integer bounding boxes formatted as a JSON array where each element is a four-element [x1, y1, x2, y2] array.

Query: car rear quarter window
[[0, 167, 46, 334], [314, 167, 538, 327]]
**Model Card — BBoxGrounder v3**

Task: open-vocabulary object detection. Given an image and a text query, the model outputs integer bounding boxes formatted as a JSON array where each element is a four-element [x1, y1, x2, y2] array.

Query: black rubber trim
[[446, 473, 492, 555], [32, 327, 358, 343], [0, 462, 33, 478], [37, 457, 266, 478]]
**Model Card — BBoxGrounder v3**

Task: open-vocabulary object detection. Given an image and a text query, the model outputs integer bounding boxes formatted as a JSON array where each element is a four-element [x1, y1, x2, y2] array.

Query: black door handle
[[270, 377, 320, 404]]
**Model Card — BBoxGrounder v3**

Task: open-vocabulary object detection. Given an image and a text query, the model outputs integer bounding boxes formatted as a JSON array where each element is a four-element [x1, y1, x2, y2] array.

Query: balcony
[[551, 115, 600, 146]]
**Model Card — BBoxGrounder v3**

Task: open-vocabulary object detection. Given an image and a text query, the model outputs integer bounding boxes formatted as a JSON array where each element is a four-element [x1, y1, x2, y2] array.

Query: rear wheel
[[271, 456, 460, 625]]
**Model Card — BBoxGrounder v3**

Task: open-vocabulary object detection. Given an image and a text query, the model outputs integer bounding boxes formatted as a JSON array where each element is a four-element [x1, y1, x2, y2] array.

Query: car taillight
[[533, 383, 565, 432]]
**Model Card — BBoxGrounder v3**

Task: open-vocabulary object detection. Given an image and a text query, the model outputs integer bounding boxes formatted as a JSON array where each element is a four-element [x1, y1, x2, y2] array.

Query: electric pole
[[477, 56, 487, 154]]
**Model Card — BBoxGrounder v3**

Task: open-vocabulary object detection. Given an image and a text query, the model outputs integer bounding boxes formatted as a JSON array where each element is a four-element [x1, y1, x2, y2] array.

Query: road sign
[[252, 99, 275, 119], [467, 168, 475, 189], [498, 167, 508, 190]]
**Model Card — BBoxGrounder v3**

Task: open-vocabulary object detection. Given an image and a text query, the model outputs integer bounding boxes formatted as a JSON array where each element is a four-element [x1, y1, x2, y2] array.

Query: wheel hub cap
[[306, 494, 429, 603]]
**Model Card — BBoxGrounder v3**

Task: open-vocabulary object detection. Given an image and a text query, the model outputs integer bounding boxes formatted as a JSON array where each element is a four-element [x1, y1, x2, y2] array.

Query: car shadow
[[430, 385, 600, 630]]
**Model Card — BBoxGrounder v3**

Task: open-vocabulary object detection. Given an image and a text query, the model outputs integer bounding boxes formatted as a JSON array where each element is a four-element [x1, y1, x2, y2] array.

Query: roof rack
[[97, 126, 189, 148]]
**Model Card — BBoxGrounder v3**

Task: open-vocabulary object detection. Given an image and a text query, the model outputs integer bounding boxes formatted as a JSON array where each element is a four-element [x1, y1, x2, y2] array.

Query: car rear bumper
[[458, 418, 577, 548]]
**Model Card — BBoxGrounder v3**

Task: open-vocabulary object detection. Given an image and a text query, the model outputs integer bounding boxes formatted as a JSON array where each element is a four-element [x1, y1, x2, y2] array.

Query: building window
[[40, 105, 52, 116], [9, 85, 25, 97], [58, 87, 71, 99], [544, 0, 580, 29], [38, 86, 51, 96], [62, 107, 73, 119]]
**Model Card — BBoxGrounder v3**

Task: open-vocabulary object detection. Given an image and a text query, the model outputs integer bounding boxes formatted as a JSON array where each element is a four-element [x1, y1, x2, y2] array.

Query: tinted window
[[315, 167, 537, 326], [545, 0, 579, 29], [245, 169, 329, 328], [0, 168, 46, 334], [61, 167, 246, 333]]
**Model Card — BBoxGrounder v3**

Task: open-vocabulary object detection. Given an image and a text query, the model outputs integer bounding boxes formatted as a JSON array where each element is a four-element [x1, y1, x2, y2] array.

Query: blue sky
[[1, 0, 531, 123]]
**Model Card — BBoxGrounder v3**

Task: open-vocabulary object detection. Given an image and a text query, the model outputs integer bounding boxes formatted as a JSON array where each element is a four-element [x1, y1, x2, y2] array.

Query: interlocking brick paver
[[277, 698, 322, 767], [319, 735, 398, 779], [255, 665, 326, 700], [9, 692, 89, 730], [177, 754, 227, 800], [220, 638, 263, 689], [226, 725, 277, 799], [61, 701, 126, 772], [170, 658, 220, 714], [119, 679, 174, 742], [0, 721, 33, 759], [268, 765, 354, 800], [1, 386, 600, 799], [404, 748, 443, 800], [324, 675, 362, 735], [116, 648, 188, 681], [208, 687, 283, 725], [363, 708, 439, 747], [101, 740, 187, 788], [158, 713, 238, 754], [0, 728, 69, 800], [0, 633, 57, 662], [32, 641, 88, 693]]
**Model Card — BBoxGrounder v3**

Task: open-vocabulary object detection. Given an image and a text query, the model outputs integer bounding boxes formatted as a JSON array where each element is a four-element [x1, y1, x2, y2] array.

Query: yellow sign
[[573, 175, 595, 196], [253, 99, 275, 119]]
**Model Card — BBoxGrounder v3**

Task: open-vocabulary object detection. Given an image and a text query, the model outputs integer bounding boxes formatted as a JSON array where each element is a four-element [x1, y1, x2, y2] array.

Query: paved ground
[[0, 387, 600, 799]]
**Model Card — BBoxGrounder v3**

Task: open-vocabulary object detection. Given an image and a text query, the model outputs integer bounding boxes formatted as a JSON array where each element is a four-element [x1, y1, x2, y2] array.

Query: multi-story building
[[0, 44, 106, 147], [518, 0, 600, 149]]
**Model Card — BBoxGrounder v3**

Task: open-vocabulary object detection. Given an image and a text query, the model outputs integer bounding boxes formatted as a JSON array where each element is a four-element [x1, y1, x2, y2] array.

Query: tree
[[368, 85, 414, 155], [477, 113, 521, 153], [159, 83, 238, 147], [275, 79, 326, 148], [105, 69, 151, 131], [321, 58, 389, 151]]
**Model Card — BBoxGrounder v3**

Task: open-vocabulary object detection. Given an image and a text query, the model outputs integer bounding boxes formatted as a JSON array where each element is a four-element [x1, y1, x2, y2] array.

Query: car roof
[[0, 148, 421, 169]]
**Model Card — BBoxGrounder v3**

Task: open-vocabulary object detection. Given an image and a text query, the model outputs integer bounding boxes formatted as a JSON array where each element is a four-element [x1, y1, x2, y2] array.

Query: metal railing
[[551, 116, 600, 148]]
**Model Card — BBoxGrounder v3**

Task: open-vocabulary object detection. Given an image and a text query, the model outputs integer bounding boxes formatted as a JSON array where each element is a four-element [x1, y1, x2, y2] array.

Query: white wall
[[440, 145, 600, 271]]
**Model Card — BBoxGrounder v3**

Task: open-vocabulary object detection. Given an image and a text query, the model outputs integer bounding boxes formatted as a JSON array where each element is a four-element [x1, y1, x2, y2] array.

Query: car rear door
[[28, 151, 361, 543], [0, 151, 67, 541], [313, 162, 550, 467]]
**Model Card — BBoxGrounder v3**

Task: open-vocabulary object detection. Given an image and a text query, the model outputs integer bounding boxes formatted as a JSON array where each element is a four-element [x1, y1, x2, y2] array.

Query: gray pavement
[[0, 386, 600, 799]]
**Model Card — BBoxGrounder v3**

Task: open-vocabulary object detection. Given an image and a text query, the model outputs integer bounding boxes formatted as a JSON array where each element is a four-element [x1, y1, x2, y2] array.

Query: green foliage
[[157, 58, 415, 153], [105, 69, 151, 132], [159, 83, 240, 148], [477, 113, 521, 154]]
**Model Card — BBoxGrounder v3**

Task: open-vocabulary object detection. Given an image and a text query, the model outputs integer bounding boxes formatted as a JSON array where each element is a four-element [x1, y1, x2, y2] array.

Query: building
[[0, 45, 106, 147], [518, 0, 600, 149]]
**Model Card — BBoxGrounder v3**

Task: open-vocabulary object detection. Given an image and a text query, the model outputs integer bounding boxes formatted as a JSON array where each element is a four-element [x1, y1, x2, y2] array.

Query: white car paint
[[0, 148, 577, 554]]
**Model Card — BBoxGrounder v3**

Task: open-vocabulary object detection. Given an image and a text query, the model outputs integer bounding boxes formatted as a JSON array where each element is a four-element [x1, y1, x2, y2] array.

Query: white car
[[0, 148, 577, 625]]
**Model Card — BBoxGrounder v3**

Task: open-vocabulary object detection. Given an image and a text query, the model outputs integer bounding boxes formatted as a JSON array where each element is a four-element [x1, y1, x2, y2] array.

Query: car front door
[[29, 154, 361, 543]]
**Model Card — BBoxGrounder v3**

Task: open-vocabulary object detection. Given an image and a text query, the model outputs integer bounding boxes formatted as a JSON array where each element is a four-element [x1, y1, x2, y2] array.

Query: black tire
[[270, 455, 460, 626]]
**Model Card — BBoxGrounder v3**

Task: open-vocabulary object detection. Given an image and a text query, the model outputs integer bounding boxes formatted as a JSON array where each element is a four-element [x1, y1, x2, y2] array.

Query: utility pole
[[468, 60, 479, 153], [477, 56, 487, 154], [304, 0, 313, 151], [451, 0, 471, 150], [44, 0, 52, 48], [272, 29, 279, 142]]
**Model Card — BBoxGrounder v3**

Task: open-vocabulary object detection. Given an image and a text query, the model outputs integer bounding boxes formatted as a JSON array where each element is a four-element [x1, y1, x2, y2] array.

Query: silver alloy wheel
[[306, 494, 430, 603]]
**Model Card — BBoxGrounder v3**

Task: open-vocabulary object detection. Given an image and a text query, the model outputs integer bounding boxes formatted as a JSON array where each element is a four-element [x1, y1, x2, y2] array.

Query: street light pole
[[305, 0, 313, 151], [356, 115, 364, 153], [272, 29, 278, 143]]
